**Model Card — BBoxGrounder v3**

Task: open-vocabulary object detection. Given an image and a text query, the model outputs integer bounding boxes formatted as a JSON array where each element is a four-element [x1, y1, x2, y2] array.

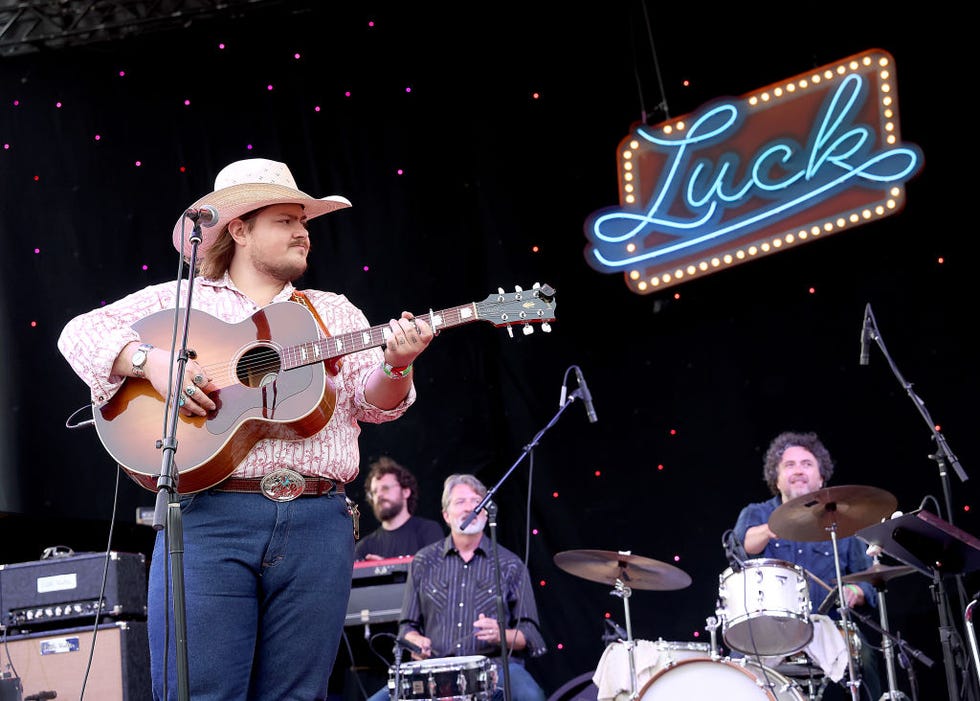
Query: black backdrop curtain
[[0, 4, 975, 698]]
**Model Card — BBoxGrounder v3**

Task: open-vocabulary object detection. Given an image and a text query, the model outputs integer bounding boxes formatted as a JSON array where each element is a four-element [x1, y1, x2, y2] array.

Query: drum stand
[[609, 578, 640, 700]]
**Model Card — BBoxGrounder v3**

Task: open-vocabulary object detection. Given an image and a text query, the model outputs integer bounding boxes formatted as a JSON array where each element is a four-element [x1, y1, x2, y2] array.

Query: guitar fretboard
[[280, 303, 478, 370]]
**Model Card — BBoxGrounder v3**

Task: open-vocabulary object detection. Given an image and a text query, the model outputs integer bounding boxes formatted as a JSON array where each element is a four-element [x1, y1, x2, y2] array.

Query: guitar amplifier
[[0, 551, 147, 631], [0, 620, 150, 701]]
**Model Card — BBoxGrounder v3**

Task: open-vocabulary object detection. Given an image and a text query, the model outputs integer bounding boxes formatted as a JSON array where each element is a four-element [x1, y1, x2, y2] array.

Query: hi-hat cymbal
[[553, 549, 692, 591], [839, 563, 919, 587], [769, 485, 897, 542]]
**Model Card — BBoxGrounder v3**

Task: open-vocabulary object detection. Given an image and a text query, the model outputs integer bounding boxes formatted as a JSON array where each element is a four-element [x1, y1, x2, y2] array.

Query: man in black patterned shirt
[[369, 473, 547, 701]]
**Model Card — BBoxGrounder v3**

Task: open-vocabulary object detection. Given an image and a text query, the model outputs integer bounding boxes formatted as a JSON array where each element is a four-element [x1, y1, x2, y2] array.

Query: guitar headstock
[[475, 283, 556, 336]]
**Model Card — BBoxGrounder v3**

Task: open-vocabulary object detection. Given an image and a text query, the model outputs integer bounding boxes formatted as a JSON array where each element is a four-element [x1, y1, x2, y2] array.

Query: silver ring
[[185, 385, 197, 397], [193, 373, 206, 386]]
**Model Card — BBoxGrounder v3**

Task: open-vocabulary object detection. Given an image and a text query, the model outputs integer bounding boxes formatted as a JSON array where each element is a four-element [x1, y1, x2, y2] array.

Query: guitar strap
[[290, 290, 343, 375]]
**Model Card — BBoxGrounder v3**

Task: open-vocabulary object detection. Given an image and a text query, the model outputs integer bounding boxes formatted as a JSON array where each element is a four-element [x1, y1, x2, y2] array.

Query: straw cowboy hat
[[172, 158, 352, 259]]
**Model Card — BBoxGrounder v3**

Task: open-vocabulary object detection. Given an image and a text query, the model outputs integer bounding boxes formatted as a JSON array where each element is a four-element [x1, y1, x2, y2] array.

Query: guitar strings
[[179, 298, 521, 389], [186, 312, 439, 387]]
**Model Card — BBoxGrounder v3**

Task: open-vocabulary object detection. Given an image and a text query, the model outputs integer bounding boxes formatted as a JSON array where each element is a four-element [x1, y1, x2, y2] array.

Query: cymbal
[[769, 484, 897, 542], [839, 563, 919, 587], [553, 549, 692, 591]]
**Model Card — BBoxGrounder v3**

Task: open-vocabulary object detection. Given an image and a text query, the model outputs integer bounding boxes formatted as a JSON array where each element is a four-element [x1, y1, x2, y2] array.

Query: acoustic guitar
[[93, 284, 556, 493]]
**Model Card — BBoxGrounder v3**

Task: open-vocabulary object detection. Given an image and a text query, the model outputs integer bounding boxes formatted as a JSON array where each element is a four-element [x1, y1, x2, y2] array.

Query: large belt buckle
[[259, 469, 307, 502]]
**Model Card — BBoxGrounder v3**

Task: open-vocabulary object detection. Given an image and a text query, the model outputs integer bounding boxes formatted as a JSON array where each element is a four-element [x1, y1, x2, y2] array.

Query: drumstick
[[802, 567, 833, 591]]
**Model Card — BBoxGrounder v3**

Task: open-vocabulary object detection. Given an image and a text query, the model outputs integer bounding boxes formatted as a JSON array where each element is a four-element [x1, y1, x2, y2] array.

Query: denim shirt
[[733, 495, 878, 617]]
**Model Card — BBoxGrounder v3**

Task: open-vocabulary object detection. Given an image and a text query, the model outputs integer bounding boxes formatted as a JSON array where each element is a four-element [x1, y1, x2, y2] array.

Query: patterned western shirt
[[57, 272, 414, 484], [398, 534, 547, 662]]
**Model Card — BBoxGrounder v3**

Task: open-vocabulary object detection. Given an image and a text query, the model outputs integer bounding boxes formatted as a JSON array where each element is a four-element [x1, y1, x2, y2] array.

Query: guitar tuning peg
[[532, 282, 540, 289], [498, 287, 506, 295], [541, 322, 551, 333], [506, 327, 514, 338], [515, 285, 524, 293], [523, 324, 534, 336]]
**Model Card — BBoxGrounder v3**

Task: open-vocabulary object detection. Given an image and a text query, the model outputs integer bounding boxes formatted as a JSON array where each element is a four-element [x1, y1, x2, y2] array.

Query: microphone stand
[[151, 217, 209, 701], [485, 501, 512, 701], [458, 386, 581, 701], [864, 304, 977, 701], [391, 642, 406, 701], [842, 600, 935, 680], [966, 597, 980, 692]]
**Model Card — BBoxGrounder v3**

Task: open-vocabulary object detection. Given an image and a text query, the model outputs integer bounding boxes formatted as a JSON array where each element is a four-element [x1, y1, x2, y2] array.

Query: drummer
[[366, 473, 547, 701], [732, 430, 882, 701]]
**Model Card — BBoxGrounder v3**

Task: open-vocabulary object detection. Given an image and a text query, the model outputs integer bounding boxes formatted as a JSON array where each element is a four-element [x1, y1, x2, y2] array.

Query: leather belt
[[215, 469, 345, 502]]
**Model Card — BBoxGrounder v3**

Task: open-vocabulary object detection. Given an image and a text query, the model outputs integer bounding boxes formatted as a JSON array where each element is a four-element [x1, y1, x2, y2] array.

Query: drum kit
[[554, 485, 917, 701]]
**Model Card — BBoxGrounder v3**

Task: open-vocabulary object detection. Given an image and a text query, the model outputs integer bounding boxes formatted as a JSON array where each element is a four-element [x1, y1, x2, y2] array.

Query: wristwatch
[[131, 343, 154, 378]]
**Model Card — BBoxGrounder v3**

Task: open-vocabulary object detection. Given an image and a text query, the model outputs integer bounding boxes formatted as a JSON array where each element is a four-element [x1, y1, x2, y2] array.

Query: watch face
[[133, 350, 147, 367]]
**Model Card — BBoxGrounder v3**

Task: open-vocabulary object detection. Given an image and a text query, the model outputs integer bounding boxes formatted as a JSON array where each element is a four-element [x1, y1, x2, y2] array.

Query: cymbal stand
[[827, 520, 861, 701], [870, 557, 910, 701], [609, 578, 639, 700]]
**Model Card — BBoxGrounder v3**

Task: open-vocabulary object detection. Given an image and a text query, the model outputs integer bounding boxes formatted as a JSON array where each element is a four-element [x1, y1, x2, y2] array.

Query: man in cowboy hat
[[58, 158, 434, 700]]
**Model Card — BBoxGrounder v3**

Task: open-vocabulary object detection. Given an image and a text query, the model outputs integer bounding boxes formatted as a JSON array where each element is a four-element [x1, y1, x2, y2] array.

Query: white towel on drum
[[592, 640, 664, 701], [804, 614, 848, 682]]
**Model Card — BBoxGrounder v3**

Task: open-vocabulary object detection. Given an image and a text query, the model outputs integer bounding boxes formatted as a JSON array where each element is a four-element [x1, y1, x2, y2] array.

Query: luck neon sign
[[583, 49, 923, 294]]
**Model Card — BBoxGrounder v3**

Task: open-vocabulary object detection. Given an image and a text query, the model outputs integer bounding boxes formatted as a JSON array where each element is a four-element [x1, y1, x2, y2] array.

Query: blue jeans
[[368, 659, 545, 701], [148, 490, 355, 700], [496, 662, 547, 701]]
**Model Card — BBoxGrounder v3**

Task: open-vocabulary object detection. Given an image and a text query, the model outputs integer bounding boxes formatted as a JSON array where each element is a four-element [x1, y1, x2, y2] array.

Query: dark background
[[1, 4, 975, 700]]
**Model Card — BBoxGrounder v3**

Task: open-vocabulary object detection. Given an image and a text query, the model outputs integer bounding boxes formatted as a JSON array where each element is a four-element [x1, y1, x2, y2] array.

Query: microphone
[[859, 303, 872, 366], [572, 367, 598, 423], [395, 637, 423, 655], [184, 205, 219, 227], [604, 618, 628, 640], [817, 588, 839, 615], [721, 530, 745, 572]]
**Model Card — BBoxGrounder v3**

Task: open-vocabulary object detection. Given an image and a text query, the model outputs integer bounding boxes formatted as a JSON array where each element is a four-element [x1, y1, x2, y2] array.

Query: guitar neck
[[281, 303, 478, 371]]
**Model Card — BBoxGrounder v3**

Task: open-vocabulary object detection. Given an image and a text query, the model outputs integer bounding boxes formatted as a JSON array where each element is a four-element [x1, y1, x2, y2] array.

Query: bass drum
[[638, 657, 806, 701]]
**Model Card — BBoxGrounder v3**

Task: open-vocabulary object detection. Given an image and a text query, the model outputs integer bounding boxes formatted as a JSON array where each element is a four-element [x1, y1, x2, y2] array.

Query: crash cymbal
[[769, 485, 897, 542], [553, 549, 692, 591], [839, 563, 918, 587]]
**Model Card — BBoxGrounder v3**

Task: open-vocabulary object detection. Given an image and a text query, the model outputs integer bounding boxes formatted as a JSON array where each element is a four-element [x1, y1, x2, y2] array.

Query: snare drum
[[837, 619, 862, 663], [389, 655, 496, 701], [639, 657, 806, 700], [717, 559, 813, 657]]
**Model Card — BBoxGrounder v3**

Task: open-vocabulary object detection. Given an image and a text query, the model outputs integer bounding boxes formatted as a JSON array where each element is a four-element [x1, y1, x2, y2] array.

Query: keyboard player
[[355, 456, 444, 561]]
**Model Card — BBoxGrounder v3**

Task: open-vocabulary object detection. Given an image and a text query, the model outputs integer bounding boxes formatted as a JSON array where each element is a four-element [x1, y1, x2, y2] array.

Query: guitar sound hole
[[236, 345, 282, 388]]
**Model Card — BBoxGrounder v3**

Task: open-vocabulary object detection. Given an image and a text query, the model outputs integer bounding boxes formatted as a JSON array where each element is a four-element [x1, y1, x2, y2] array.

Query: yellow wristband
[[382, 361, 413, 379]]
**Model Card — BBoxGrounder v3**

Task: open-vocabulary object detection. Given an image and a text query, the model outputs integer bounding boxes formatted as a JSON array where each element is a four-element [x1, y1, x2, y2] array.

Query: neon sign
[[583, 49, 923, 294]]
